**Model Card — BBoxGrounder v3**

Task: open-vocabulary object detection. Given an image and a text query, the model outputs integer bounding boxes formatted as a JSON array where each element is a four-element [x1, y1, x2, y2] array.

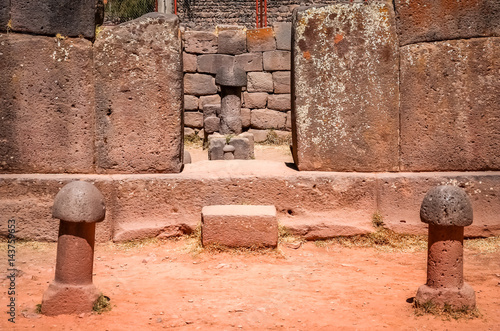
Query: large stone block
[[243, 92, 268, 109], [400, 38, 500, 171], [202, 205, 278, 248], [184, 111, 204, 129], [197, 54, 234, 74], [183, 52, 197, 72], [247, 27, 276, 52], [268, 94, 291, 111], [263, 50, 291, 71], [183, 31, 218, 53], [234, 53, 263, 72], [274, 22, 292, 51], [184, 73, 217, 95], [0, 0, 9, 31], [251, 109, 287, 130], [184, 95, 199, 111], [292, 3, 400, 172], [218, 29, 246, 55], [94, 13, 183, 173], [273, 71, 291, 94], [247, 72, 273, 92], [395, 0, 500, 46], [0, 33, 95, 173], [200, 94, 221, 110], [10, 0, 101, 39]]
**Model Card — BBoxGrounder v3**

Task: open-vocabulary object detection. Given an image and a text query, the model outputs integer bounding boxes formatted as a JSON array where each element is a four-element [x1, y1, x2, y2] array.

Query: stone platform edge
[[1, 160, 499, 242]]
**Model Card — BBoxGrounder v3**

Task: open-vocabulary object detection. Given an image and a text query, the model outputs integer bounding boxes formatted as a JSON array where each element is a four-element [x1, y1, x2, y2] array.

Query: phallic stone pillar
[[416, 185, 476, 308], [215, 67, 247, 135], [42, 181, 106, 316]]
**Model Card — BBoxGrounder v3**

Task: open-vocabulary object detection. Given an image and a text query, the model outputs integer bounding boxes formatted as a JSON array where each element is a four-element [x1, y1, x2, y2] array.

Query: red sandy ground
[[1, 239, 499, 331]]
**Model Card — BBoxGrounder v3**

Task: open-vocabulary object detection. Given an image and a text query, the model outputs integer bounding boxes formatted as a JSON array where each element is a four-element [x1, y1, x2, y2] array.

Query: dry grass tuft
[[113, 237, 161, 251], [465, 236, 500, 253], [93, 294, 112, 314], [413, 300, 481, 320], [260, 129, 292, 146]]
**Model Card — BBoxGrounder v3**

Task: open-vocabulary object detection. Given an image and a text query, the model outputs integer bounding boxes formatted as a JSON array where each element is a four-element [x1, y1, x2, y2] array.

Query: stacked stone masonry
[[183, 24, 293, 137]]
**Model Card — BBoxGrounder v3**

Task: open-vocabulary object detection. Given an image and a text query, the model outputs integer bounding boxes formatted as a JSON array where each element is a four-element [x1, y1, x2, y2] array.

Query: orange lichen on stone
[[334, 34, 344, 44], [303, 51, 311, 60]]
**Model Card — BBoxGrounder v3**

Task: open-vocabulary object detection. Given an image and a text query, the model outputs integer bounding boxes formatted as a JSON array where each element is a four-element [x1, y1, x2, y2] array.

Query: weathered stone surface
[[274, 22, 292, 51], [400, 38, 500, 171], [248, 129, 269, 143], [247, 27, 276, 52], [239, 132, 255, 158], [247, 72, 273, 92], [216, 67, 247, 87], [0, 0, 9, 31], [183, 52, 197, 72], [273, 71, 291, 94], [208, 136, 225, 160], [229, 137, 251, 160], [94, 14, 183, 173], [286, 111, 292, 130], [184, 127, 195, 137], [197, 54, 234, 74], [281, 215, 373, 240], [251, 109, 287, 130], [241, 108, 251, 128], [184, 111, 204, 129], [184, 95, 199, 111], [184, 73, 217, 95], [235, 53, 263, 72], [200, 94, 221, 110], [377, 173, 500, 237], [218, 29, 247, 55], [263, 50, 291, 71], [203, 103, 221, 118], [184, 31, 218, 53], [292, 3, 400, 171], [395, 0, 500, 46], [420, 186, 473, 227], [243, 92, 268, 109], [10, 0, 101, 38], [0, 33, 94, 173], [52, 181, 106, 223], [268, 94, 291, 111], [220, 87, 243, 134], [184, 150, 192, 164], [202, 205, 278, 248], [204, 116, 220, 134]]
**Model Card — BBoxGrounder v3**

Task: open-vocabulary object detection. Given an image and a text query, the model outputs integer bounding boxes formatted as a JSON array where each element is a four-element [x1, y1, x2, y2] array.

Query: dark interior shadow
[[285, 162, 298, 171]]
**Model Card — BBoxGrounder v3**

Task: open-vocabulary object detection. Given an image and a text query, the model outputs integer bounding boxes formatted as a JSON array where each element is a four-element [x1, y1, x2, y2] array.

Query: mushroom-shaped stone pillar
[[416, 185, 476, 308], [215, 66, 247, 135], [42, 181, 106, 316]]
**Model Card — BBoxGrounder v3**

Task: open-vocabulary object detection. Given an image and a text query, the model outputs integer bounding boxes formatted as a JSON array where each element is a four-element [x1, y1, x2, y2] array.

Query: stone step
[[202, 205, 278, 248]]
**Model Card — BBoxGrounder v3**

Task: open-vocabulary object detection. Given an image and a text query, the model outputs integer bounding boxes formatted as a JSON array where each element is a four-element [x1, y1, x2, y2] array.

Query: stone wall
[[182, 24, 293, 141]]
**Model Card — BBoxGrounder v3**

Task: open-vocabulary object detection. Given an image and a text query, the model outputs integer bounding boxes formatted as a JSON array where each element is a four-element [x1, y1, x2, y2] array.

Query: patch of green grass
[[413, 300, 480, 320], [314, 228, 427, 253], [93, 294, 112, 314]]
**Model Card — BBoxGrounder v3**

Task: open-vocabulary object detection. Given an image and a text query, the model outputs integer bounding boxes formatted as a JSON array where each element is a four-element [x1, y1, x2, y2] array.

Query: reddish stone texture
[[218, 29, 247, 54], [263, 50, 291, 71], [292, 3, 400, 172], [184, 73, 218, 95], [0, 33, 95, 174], [234, 53, 263, 71], [243, 92, 268, 109], [251, 109, 287, 130], [197, 54, 234, 74], [395, 0, 500, 46], [241, 108, 251, 128], [10, 0, 101, 39], [274, 22, 292, 51], [183, 52, 197, 72], [94, 14, 183, 174], [200, 94, 221, 110], [268, 94, 291, 111], [247, 27, 276, 52], [272, 71, 291, 94], [202, 205, 278, 248], [400, 38, 500, 172], [184, 95, 199, 111], [184, 112, 204, 129], [247, 72, 274, 92], [0, 0, 8, 31]]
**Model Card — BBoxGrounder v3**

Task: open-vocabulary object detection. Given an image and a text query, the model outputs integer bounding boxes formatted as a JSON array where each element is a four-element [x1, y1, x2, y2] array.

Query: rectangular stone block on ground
[[395, 0, 500, 46], [94, 13, 183, 173], [10, 0, 101, 39], [292, 3, 400, 172], [400, 38, 500, 171], [202, 205, 278, 248], [0, 33, 95, 173]]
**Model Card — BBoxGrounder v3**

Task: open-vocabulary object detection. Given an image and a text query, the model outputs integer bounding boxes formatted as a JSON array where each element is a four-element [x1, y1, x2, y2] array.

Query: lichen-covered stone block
[[184, 73, 217, 95], [292, 3, 400, 171], [183, 31, 218, 53], [395, 0, 500, 46], [400, 38, 500, 171], [263, 50, 291, 71], [247, 27, 276, 52], [10, 0, 101, 39], [274, 22, 292, 51], [202, 205, 278, 248], [234, 53, 263, 72], [0, 33, 95, 173], [218, 29, 247, 55], [94, 13, 183, 173], [197, 54, 234, 74]]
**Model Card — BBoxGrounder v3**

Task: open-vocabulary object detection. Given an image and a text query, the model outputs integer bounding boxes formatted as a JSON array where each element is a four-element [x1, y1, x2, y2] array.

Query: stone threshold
[[1, 161, 499, 242]]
